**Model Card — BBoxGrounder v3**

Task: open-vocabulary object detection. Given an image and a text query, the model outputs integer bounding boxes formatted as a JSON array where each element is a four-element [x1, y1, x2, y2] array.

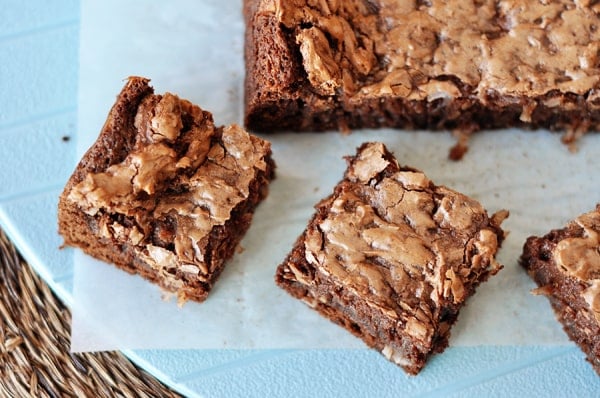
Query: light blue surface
[[0, 1, 598, 397]]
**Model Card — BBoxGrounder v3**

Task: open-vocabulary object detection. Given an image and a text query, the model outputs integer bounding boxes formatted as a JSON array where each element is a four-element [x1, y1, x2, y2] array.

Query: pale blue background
[[0, 1, 598, 396]]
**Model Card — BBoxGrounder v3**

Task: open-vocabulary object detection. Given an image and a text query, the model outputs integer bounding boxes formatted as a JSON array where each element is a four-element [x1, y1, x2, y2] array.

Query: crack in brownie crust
[[58, 77, 275, 304], [520, 205, 600, 375], [276, 142, 507, 374], [245, 0, 600, 145]]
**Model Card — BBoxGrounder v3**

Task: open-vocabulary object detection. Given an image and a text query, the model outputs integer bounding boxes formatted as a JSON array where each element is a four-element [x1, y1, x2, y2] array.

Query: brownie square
[[276, 142, 507, 374], [520, 205, 600, 375], [244, 0, 600, 155], [58, 77, 275, 304]]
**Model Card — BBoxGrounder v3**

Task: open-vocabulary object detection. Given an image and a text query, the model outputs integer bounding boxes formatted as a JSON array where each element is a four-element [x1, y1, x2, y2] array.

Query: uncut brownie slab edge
[[276, 142, 507, 375], [58, 76, 275, 304]]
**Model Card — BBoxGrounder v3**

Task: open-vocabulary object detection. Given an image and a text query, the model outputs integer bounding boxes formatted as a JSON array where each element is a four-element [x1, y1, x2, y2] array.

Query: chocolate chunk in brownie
[[276, 142, 507, 374], [244, 0, 600, 155], [58, 76, 275, 304], [520, 205, 600, 375]]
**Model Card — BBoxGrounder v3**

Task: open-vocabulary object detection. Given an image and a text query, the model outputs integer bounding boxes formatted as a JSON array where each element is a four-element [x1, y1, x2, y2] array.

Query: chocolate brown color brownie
[[58, 77, 275, 303], [245, 0, 600, 150], [520, 205, 600, 375], [276, 142, 508, 374]]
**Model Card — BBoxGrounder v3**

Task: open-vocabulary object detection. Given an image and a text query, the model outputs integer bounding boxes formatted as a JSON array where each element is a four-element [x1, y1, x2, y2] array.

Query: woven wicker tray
[[0, 228, 182, 397]]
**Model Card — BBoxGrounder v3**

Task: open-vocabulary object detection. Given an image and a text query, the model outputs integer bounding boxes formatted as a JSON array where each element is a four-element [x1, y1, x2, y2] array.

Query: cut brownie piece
[[520, 205, 600, 375], [244, 0, 600, 149], [58, 76, 275, 303], [276, 142, 507, 374]]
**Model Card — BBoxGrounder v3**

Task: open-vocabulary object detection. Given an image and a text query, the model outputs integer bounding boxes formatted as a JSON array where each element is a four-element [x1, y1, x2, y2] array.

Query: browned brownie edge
[[58, 77, 155, 280], [58, 77, 275, 303], [243, 0, 600, 143], [243, 0, 304, 130], [519, 206, 600, 376], [276, 142, 506, 374]]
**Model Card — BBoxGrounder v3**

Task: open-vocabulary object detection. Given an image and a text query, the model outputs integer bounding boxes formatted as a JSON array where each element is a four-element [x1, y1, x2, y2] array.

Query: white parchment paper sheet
[[71, 0, 600, 351]]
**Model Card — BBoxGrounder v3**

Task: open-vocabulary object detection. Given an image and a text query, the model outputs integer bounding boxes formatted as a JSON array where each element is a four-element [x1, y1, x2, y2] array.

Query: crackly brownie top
[[67, 84, 271, 283], [271, 0, 600, 101], [551, 206, 600, 324], [301, 142, 506, 344]]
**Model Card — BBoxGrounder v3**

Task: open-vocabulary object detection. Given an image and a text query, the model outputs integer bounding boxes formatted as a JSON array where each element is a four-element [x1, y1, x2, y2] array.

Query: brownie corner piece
[[58, 76, 275, 304], [276, 142, 507, 374], [520, 204, 600, 375]]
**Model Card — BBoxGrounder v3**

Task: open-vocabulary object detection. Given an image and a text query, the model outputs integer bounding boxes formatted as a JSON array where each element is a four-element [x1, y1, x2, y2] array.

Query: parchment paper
[[71, 0, 600, 351]]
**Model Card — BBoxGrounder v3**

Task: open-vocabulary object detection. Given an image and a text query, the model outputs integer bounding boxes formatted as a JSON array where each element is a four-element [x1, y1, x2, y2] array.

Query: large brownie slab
[[245, 0, 600, 156]]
